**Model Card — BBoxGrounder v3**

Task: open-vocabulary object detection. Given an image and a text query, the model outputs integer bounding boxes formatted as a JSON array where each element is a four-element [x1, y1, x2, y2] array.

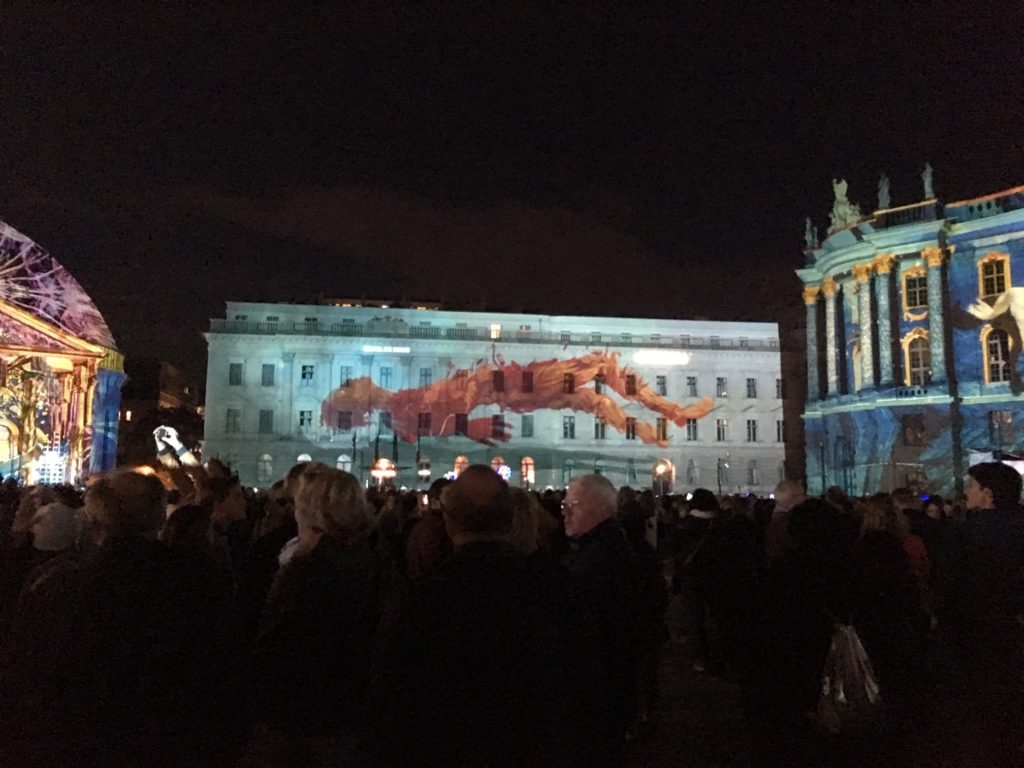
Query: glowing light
[[655, 463, 667, 475], [490, 324, 502, 340], [370, 458, 397, 480], [125, 410, 132, 422], [633, 349, 693, 366], [495, 464, 512, 481], [362, 344, 410, 354]]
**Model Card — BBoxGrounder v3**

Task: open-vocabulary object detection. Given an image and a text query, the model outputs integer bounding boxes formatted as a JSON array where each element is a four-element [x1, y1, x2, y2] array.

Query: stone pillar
[[282, 352, 295, 436], [803, 285, 820, 401], [822, 278, 839, 396], [853, 263, 874, 389], [873, 255, 896, 385], [923, 246, 947, 385]]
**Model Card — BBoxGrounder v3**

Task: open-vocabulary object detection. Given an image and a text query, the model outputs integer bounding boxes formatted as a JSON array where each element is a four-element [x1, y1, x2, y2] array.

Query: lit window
[[563, 416, 576, 439], [716, 418, 728, 442], [746, 419, 758, 442], [905, 334, 931, 386], [625, 417, 637, 440], [125, 410, 132, 422], [336, 454, 352, 473], [521, 457, 535, 487], [490, 323, 502, 340], [979, 253, 1009, 299], [905, 273, 928, 309], [656, 418, 668, 442], [985, 328, 1011, 383], [686, 419, 698, 441]]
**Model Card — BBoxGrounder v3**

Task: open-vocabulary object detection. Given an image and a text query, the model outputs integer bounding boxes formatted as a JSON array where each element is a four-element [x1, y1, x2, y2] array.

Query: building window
[[521, 371, 534, 393], [746, 377, 758, 398], [904, 332, 931, 386], [228, 362, 243, 386], [595, 417, 606, 440], [490, 323, 502, 340], [746, 419, 758, 442], [776, 378, 783, 399], [300, 365, 314, 386], [336, 454, 352, 473], [257, 454, 273, 483], [225, 408, 240, 434], [493, 370, 505, 392], [776, 419, 784, 443], [563, 373, 575, 394], [491, 414, 504, 439], [521, 457, 535, 487], [379, 411, 392, 431], [904, 271, 928, 311], [378, 366, 393, 389], [299, 410, 313, 430], [989, 410, 1013, 447], [656, 375, 667, 396], [687, 376, 698, 397], [419, 367, 433, 388], [563, 416, 576, 439], [521, 414, 534, 438], [594, 373, 605, 394], [686, 418, 698, 441], [902, 413, 926, 446], [258, 409, 274, 434], [979, 252, 1009, 299], [748, 460, 759, 486], [337, 411, 353, 431], [984, 327, 1011, 383], [261, 363, 275, 387], [656, 417, 668, 442], [417, 412, 432, 436], [455, 413, 469, 436], [625, 374, 637, 396], [562, 460, 575, 486], [716, 377, 728, 397], [455, 369, 468, 389], [716, 418, 728, 442], [686, 458, 698, 484], [625, 417, 637, 440], [339, 366, 353, 387]]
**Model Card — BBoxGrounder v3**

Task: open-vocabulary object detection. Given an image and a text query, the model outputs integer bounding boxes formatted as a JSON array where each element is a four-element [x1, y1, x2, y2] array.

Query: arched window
[[336, 453, 352, 473], [256, 454, 273, 484], [521, 457, 535, 487], [562, 459, 575, 487], [903, 331, 931, 386], [296, 453, 312, 463], [490, 456, 505, 470], [454, 455, 469, 477], [984, 328, 1011, 383]]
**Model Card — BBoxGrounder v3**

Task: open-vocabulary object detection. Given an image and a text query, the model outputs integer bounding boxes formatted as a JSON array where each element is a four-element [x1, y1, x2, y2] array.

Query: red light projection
[[321, 351, 713, 447]]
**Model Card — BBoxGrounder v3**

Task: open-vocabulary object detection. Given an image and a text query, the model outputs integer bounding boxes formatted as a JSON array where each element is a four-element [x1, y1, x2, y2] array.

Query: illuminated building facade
[[0, 221, 124, 483], [800, 180, 1024, 496], [205, 301, 785, 491]]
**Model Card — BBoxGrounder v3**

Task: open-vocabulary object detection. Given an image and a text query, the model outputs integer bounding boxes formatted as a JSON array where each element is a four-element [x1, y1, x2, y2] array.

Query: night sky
[[3, 4, 1023, 383]]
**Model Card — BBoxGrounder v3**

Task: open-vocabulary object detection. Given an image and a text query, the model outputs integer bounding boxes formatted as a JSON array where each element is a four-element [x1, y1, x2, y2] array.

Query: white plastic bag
[[817, 623, 883, 734]]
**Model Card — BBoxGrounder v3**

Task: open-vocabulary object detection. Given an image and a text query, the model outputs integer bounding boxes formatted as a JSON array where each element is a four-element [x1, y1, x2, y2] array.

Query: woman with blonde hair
[[255, 463, 381, 761]]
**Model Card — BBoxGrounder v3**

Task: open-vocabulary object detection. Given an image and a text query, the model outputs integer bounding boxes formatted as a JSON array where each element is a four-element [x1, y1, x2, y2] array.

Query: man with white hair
[[563, 474, 639, 765]]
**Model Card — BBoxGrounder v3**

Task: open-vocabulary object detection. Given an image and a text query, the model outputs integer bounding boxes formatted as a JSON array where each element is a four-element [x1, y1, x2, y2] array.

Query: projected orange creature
[[321, 351, 713, 448]]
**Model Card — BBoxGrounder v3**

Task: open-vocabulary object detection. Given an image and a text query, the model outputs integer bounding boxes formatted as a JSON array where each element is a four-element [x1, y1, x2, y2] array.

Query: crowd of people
[[0, 445, 1020, 767]]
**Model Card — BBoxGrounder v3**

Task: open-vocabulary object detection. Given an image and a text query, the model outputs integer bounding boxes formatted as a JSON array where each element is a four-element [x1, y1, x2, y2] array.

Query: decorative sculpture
[[877, 173, 891, 210], [922, 162, 935, 199], [804, 217, 818, 249], [828, 178, 863, 233]]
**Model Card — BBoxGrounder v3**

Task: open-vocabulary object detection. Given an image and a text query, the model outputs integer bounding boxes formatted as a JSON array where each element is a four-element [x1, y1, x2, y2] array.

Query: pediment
[[0, 299, 105, 358]]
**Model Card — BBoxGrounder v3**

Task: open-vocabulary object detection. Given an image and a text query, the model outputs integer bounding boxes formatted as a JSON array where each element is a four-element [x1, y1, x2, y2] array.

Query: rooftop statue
[[828, 178, 862, 234], [804, 217, 819, 249], [877, 173, 891, 210], [922, 162, 935, 199]]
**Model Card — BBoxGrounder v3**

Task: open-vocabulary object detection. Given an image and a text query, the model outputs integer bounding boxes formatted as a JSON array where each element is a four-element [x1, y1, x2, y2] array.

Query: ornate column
[[822, 278, 840, 396], [873, 255, 896, 385], [853, 263, 874, 389], [923, 246, 947, 385], [282, 352, 295, 436], [803, 285, 820, 401]]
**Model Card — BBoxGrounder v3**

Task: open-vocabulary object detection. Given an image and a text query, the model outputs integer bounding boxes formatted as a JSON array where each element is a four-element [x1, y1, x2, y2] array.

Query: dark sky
[[3, 4, 1023, 382]]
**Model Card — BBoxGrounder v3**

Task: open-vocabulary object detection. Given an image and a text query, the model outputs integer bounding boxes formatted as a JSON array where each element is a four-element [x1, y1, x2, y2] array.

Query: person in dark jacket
[[254, 463, 380, 764], [564, 473, 640, 765], [0, 471, 246, 768]]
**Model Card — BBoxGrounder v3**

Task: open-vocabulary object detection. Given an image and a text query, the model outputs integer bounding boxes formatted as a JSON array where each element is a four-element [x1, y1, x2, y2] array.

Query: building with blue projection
[[799, 174, 1024, 496]]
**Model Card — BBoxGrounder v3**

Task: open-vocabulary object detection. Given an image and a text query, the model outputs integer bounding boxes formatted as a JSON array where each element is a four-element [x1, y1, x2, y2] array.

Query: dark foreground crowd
[[0, 460, 1020, 768]]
